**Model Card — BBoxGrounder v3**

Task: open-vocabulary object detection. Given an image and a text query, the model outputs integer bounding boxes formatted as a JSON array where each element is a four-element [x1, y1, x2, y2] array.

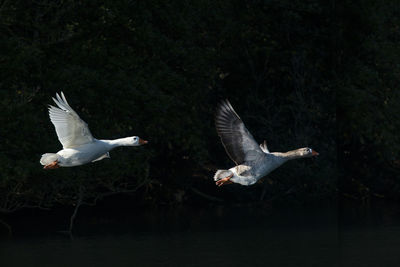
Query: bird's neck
[[272, 149, 305, 161], [101, 137, 132, 148]]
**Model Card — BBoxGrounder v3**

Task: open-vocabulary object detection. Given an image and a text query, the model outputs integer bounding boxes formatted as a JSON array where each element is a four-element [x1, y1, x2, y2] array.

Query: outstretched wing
[[215, 100, 264, 165], [48, 92, 94, 148], [259, 140, 270, 153]]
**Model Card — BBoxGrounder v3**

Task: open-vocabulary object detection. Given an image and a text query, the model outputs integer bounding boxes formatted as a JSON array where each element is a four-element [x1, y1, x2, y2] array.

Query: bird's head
[[129, 136, 148, 146], [302, 147, 319, 157]]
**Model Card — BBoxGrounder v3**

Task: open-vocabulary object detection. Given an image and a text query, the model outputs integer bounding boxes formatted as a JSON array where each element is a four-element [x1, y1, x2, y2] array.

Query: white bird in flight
[[40, 92, 147, 169]]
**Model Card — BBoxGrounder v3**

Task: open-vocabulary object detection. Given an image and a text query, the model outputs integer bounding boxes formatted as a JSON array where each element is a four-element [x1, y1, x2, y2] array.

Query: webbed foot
[[44, 160, 59, 169], [216, 174, 233, 187]]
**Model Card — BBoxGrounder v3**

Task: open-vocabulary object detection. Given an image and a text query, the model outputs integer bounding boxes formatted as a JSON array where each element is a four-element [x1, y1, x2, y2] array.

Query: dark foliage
[[0, 0, 397, 219], [338, 0, 400, 200]]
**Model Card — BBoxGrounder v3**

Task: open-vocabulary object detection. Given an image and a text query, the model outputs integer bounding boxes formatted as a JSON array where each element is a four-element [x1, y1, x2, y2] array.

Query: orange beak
[[312, 150, 319, 156], [139, 138, 148, 145]]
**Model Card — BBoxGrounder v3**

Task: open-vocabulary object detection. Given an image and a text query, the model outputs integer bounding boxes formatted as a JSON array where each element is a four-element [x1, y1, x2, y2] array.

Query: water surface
[[1, 202, 399, 267]]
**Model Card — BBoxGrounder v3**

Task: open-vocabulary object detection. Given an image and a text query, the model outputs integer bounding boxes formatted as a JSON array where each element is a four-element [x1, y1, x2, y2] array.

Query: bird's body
[[42, 140, 108, 167], [40, 92, 147, 169], [214, 100, 318, 186], [225, 154, 284, 186]]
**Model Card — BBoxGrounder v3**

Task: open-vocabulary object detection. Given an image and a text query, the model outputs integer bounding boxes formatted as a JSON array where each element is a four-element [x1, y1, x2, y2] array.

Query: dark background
[[0, 0, 399, 236]]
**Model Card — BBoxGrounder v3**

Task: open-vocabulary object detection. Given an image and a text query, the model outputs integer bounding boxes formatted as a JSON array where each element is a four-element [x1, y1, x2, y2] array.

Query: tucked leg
[[216, 174, 233, 186], [44, 160, 60, 169]]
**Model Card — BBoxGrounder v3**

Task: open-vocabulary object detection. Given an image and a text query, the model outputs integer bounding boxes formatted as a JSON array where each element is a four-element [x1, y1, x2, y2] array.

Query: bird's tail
[[214, 170, 233, 181], [40, 153, 59, 166]]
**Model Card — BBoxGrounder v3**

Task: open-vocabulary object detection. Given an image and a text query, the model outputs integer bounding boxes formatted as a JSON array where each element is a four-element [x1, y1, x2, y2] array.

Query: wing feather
[[48, 92, 94, 148], [215, 100, 263, 165]]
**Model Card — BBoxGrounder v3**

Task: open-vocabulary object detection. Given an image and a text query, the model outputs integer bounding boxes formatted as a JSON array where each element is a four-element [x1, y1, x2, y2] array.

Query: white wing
[[259, 140, 270, 153], [92, 152, 110, 162], [48, 92, 94, 148]]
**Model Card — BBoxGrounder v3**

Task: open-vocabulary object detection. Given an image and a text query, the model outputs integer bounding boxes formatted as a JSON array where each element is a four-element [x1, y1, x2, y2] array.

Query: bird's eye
[[134, 137, 137, 141]]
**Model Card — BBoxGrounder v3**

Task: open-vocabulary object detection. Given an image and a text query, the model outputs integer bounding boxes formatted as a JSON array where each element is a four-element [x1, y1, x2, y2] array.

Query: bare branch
[[190, 187, 223, 202]]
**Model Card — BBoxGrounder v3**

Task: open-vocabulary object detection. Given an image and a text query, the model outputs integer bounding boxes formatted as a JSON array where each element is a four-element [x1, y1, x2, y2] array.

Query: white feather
[[48, 92, 94, 149]]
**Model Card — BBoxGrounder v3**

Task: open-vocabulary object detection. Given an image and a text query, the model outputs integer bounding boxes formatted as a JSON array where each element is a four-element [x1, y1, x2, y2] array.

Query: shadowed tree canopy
[[0, 0, 397, 216]]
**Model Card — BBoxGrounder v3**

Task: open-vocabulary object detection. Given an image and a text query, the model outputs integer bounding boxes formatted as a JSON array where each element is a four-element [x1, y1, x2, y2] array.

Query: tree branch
[[190, 187, 223, 202]]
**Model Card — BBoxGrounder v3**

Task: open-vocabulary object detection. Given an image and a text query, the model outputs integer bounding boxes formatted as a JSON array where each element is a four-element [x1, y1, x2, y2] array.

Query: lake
[[1, 201, 399, 267]]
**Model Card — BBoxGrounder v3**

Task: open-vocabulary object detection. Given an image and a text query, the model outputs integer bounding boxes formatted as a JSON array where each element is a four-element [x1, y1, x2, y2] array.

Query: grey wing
[[215, 100, 264, 165], [48, 92, 95, 149]]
